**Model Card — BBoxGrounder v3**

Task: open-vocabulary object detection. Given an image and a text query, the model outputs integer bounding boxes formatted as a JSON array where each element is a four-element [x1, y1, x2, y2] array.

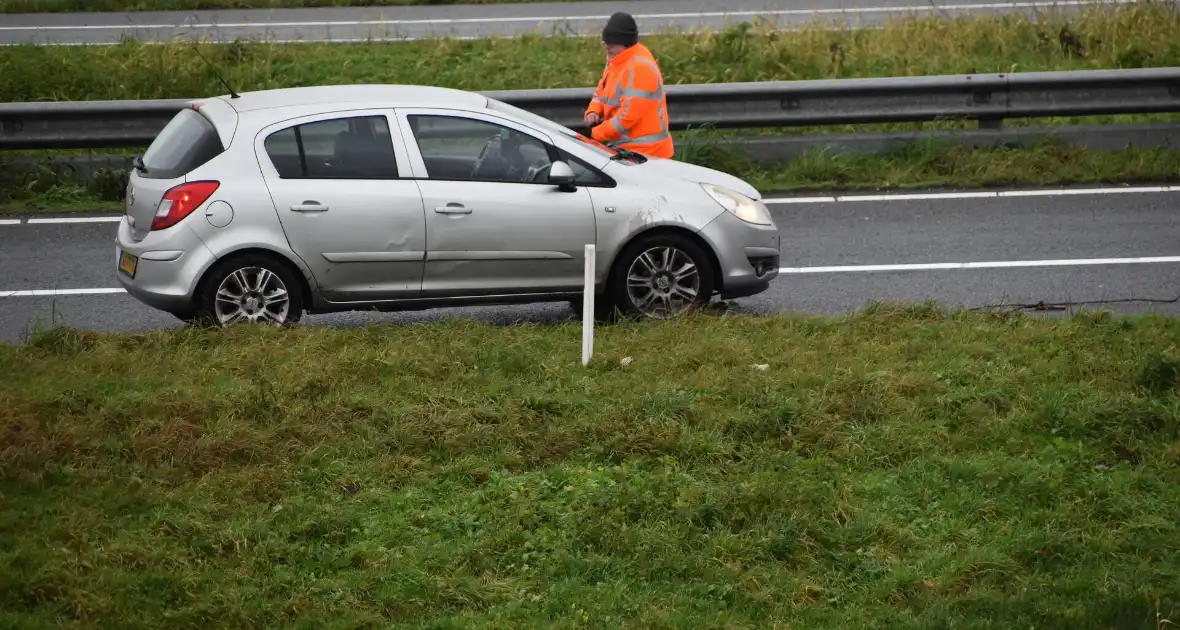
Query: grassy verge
[[694, 136, 1180, 193], [3, 137, 1178, 214], [2, 3, 1178, 105], [2, 305, 1180, 628]]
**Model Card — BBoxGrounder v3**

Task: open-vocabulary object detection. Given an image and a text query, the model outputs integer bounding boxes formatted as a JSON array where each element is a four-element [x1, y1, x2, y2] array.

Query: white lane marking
[[0, 31, 692, 46], [25, 216, 122, 224], [4, 256, 1179, 298], [762, 185, 1180, 204], [997, 186, 1176, 197], [766, 196, 837, 204], [826, 191, 1000, 202], [0, 216, 120, 225], [0, 24, 885, 46], [777, 256, 1180, 273], [0, 0, 1139, 32], [0, 288, 127, 297]]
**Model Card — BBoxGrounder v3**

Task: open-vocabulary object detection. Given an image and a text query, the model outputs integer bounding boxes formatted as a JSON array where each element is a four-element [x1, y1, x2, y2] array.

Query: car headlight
[[700, 183, 774, 226]]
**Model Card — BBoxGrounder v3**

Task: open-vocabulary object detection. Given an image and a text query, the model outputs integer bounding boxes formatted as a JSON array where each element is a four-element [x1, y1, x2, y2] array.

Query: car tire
[[191, 253, 305, 328], [608, 231, 716, 320]]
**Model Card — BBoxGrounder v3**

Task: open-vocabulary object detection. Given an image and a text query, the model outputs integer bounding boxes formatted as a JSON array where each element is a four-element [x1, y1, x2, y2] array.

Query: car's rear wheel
[[609, 232, 716, 320], [192, 253, 304, 327]]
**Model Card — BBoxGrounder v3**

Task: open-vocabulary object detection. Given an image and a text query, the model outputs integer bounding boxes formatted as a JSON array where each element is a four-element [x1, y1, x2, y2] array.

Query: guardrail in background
[[2, 67, 1179, 151]]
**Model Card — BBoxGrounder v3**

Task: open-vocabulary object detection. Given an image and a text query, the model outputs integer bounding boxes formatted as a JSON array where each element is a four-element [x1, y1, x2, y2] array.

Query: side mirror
[[549, 160, 575, 185]]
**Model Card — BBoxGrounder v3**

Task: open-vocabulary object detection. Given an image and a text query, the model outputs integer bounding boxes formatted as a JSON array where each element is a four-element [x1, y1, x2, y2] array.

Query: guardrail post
[[971, 86, 1004, 129]]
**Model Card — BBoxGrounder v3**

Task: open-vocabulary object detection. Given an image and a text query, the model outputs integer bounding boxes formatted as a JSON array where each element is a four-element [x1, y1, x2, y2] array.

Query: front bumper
[[696, 209, 781, 300]]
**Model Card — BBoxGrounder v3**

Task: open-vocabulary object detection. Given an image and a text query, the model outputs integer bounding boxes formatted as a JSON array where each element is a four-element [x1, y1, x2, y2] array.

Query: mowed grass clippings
[[0, 0, 582, 11], [3, 306, 1180, 628], [2, 2, 1179, 103]]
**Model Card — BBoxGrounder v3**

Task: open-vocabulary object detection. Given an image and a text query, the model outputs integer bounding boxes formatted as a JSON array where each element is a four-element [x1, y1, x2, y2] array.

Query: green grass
[[3, 137, 1178, 214], [3, 305, 1180, 628], [0, 0, 586, 12], [696, 136, 1180, 192], [2, 3, 1178, 106]]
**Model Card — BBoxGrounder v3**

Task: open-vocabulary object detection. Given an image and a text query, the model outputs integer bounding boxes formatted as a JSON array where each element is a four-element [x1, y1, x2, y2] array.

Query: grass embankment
[[0, 0, 576, 11], [4, 4, 1177, 107], [2, 4, 1178, 212], [2, 306, 1180, 627]]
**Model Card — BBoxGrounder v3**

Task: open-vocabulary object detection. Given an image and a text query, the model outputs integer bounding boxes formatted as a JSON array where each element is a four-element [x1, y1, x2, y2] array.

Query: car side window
[[264, 115, 398, 179], [559, 150, 606, 186], [406, 114, 554, 184]]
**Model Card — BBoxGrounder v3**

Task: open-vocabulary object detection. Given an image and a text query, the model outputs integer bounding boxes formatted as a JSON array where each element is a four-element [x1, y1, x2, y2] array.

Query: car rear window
[[139, 108, 225, 180]]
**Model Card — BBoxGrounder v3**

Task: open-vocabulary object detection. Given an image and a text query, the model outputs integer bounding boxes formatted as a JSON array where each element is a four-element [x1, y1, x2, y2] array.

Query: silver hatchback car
[[115, 84, 780, 325]]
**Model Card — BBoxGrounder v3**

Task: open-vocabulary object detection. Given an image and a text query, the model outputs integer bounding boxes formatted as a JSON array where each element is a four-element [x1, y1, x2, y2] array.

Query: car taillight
[[151, 181, 220, 231]]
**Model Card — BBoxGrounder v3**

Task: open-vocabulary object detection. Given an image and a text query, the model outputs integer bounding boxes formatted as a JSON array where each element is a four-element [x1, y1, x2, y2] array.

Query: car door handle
[[290, 201, 329, 213], [435, 203, 472, 215]]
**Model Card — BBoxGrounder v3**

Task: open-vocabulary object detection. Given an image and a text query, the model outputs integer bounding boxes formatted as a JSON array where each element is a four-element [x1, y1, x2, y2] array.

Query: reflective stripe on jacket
[[584, 42, 674, 159]]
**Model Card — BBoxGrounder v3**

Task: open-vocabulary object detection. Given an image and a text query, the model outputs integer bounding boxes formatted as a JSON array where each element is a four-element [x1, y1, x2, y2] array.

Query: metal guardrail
[[1, 67, 1179, 150]]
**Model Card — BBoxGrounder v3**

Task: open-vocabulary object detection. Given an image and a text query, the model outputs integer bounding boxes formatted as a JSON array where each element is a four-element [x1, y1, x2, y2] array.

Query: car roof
[[209, 84, 490, 113]]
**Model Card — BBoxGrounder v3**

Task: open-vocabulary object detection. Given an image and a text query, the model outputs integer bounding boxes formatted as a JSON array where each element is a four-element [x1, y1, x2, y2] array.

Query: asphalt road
[[0, 0, 1138, 45], [1, 185, 1178, 344]]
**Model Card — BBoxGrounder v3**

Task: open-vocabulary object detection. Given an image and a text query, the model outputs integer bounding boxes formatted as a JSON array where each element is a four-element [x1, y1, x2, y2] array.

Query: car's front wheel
[[192, 253, 304, 327], [608, 232, 716, 320]]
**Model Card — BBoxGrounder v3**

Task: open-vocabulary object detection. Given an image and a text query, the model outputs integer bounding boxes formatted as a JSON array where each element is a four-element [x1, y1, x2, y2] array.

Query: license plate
[[118, 251, 138, 278]]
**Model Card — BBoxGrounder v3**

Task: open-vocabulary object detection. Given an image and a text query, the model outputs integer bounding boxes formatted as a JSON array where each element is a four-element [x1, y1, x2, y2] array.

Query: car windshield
[[485, 97, 619, 158]]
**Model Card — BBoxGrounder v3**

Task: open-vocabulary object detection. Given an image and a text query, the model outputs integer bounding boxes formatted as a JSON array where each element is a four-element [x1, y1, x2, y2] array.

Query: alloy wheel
[[625, 246, 701, 319], [213, 266, 291, 325]]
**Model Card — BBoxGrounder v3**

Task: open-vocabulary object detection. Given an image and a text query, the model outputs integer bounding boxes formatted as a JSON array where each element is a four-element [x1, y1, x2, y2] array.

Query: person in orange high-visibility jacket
[[583, 12, 674, 159]]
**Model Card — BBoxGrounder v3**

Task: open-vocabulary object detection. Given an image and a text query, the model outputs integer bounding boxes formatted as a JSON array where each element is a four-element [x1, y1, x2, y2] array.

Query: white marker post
[[582, 243, 596, 366]]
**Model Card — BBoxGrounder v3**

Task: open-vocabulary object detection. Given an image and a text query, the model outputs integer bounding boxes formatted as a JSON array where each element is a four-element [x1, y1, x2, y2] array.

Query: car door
[[255, 109, 427, 303], [393, 107, 597, 298]]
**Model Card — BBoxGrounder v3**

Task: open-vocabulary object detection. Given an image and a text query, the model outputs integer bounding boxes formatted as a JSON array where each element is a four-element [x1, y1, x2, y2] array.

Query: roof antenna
[[191, 44, 240, 99]]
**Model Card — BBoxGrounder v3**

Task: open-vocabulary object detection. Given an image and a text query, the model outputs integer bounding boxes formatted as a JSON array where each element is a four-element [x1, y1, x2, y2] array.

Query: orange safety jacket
[[584, 42, 674, 159]]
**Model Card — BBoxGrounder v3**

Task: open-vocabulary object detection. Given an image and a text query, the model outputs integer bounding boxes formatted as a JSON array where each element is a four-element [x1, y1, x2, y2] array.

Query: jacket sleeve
[[592, 61, 659, 143], [584, 71, 609, 119]]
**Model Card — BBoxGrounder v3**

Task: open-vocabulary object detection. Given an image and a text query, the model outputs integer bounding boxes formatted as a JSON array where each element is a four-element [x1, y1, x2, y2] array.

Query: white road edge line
[[24, 216, 122, 224], [0, 25, 886, 47], [0, 30, 707, 47], [777, 256, 1180, 274], [762, 185, 1180, 204], [0, 288, 127, 297], [4, 255, 1180, 297], [0, 0, 1138, 32]]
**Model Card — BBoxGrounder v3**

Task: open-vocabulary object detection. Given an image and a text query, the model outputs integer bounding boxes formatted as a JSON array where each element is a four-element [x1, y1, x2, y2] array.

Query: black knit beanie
[[602, 12, 639, 46]]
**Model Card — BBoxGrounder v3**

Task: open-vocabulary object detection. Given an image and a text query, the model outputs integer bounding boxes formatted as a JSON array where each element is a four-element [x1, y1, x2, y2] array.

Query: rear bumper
[[697, 209, 781, 300], [114, 217, 216, 314]]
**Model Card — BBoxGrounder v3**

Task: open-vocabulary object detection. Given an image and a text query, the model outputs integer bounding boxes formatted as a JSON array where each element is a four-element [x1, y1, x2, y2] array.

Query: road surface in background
[[0, 0, 1139, 45], [1, 185, 1177, 344]]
